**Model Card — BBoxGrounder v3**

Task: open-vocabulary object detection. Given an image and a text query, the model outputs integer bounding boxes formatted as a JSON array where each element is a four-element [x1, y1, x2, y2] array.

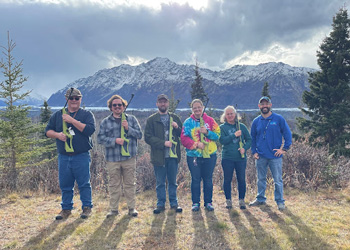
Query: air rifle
[[237, 116, 245, 159], [62, 87, 74, 152], [200, 98, 210, 158], [169, 99, 180, 158], [121, 94, 134, 156]]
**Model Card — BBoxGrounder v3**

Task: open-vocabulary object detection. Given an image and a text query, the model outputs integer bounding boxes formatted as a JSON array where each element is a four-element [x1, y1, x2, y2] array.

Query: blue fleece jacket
[[250, 112, 292, 159]]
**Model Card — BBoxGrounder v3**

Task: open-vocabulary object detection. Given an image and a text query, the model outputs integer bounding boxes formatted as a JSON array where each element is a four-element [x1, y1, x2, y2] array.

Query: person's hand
[[273, 148, 285, 157], [172, 121, 179, 129], [164, 141, 172, 148], [116, 138, 124, 145], [62, 114, 74, 123], [199, 126, 208, 135], [238, 148, 245, 154], [234, 130, 242, 137], [57, 132, 67, 142], [253, 153, 259, 159], [122, 120, 128, 130], [197, 142, 205, 149]]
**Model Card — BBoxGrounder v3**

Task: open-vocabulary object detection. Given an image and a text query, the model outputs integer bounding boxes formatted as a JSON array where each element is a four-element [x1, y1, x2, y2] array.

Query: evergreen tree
[[0, 32, 53, 190], [190, 59, 208, 105], [40, 100, 52, 124], [168, 86, 180, 113], [297, 8, 350, 156], [261, 81, 271, 99]]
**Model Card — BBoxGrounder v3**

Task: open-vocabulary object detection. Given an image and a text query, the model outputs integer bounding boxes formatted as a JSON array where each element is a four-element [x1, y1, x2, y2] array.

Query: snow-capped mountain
[[47, 57, 316, 109]]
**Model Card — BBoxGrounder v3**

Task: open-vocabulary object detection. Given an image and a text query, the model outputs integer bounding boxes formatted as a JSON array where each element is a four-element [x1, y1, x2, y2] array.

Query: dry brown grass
[[1, 186, 350, 250]]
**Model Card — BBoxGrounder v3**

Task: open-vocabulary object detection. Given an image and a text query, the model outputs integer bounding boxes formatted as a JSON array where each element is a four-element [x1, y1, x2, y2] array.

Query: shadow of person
[[81, 216, 116, 250], [242, 208, 282, 250], [191, 209, 209, 249], [162, 210, 178, 248], [204, 210, 231, 249], [228, 208, 260, 249], [22, 220, 60, 249], [261, 206, 334, 250], [22, 218, 84, 250], [142, 212, 166, 250], [102, 215, 132, 249]]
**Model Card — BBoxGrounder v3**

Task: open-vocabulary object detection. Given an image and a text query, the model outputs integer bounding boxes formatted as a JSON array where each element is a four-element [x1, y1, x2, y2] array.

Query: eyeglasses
[[69, 97, 80, 101], [112, 103, 123, 107]]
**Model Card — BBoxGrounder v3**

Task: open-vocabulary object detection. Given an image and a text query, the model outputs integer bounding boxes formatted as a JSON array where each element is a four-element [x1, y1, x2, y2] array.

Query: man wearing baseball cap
[[249, 96, 292, 211], [144, 94, 183, 214], [46, 87, 96, 220]]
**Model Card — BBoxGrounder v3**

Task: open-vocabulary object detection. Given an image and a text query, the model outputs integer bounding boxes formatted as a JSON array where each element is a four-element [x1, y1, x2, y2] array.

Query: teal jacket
[[219, 122, 251, 161], [144, 112, 182, 166]]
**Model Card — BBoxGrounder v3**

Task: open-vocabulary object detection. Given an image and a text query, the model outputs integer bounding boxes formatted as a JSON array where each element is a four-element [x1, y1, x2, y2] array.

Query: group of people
[[45, 88, 292, 220]]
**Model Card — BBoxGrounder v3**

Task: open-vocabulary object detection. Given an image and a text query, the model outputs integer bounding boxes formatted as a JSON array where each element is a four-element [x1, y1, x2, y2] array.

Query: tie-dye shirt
[[181, 113, 220, 157]]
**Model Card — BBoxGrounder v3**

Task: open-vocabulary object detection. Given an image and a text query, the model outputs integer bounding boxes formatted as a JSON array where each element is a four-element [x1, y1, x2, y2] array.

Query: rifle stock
[[169, 99, 180, 158], [237, 118, 245, 159], [121, 94, 134, 156], [62, 88, 74, 152], [200, 98, 210, 158]]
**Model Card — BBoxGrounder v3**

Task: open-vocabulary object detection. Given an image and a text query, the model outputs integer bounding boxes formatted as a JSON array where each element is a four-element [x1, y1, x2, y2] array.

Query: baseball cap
[[259, 96, 271, 103], [65, 88, 82, 98], [157, 94, 169, 101]]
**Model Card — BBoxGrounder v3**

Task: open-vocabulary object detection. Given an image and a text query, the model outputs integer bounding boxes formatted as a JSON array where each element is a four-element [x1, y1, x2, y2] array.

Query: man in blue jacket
[[249, 96, 292, 211]]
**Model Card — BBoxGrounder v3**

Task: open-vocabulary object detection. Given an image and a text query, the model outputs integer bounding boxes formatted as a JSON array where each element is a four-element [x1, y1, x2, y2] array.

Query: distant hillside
[[47, 57, 316, 109]]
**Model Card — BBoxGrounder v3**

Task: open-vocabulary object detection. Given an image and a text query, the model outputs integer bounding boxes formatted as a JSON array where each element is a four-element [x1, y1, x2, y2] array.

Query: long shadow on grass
[[204, 210, 231, 249], [103, 215, 131, 249], [143, 212, 166, 250], [162, 210, 178, 248], [228, 209, 261, 249], [242, 208, 282, 250], [192, 209, 210, 249], [21, 221, 59, 249], [22, 218, 83, 250], [81, 216, 116, 250], [260, 206, 334, 250]]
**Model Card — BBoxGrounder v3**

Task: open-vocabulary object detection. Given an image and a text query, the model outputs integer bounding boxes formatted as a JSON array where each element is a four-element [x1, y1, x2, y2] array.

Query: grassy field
[[1, 186, 350, 250]]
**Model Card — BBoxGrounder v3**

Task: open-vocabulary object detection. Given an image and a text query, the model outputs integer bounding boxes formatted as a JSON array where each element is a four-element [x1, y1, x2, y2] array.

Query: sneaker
[[80, 207, 92, 219], [249, 199, 266, 207], [277, 203, 285, 211], [239, 199, 246, 209], [226, 199, 232, 209], [55, 209, 71, 220], [153, 206, 165, 214], [205, 203, 214, 211], [191, 203, 200, 212], [170, 205, 183, 213], [106, 210, 119, 218], [128, 208, 138, 217]]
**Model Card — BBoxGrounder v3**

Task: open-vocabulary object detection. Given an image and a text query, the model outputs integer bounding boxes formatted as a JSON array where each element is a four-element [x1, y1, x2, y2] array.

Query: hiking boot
[[249, 199, 266, 207], [191, 203, 200, 212], [106, 210, 119, 218], [56, 209, 71, 220], [277, 203, 285, 211], [128, 208, 138, 217], [205, 203, 214, 211], [80, 206, 92, 219], [170, 205, 183, 213], [239, 199, 246, 209], [226, 199, 232, 209], [153, 206, 165, 214]]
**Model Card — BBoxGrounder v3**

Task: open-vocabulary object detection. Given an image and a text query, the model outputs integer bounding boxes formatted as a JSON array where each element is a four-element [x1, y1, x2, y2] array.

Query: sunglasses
[[69, 97, 80, 101], [112, 103, 123, 107]]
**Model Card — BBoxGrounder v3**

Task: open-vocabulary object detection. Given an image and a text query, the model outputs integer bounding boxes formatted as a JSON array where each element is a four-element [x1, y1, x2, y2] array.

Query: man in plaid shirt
[[98, 94, 142, 218]]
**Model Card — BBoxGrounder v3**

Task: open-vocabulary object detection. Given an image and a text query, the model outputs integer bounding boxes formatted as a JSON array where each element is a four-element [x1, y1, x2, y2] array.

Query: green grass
[[1, 187, 350, 250]]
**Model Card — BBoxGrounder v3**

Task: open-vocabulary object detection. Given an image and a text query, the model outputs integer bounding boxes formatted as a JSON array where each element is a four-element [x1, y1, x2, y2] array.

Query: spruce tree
[[0, 32, 53, 190], [297, 8, 350, 156], [261, 81, 271, 99], [190, 59, 208, 105], [168, 86, 180, 113], [40, 100, 52, 124]]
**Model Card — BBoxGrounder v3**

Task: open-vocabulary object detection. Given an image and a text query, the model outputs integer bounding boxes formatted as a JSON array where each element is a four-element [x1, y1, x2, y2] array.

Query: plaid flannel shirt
[[97, 113, 142, 162]]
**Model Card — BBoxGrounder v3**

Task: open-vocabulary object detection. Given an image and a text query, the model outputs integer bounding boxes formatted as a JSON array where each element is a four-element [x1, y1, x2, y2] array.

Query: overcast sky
[[0, 0, 346, 98]]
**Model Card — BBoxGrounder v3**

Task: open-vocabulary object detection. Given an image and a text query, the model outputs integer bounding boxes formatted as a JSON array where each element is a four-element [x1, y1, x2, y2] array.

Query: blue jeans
[[187, 154, 217, 205], [58, 152, 92, 210], [256, 157, 284, 204], [153, 158, 179, 207], [221, 159, 247, 200]]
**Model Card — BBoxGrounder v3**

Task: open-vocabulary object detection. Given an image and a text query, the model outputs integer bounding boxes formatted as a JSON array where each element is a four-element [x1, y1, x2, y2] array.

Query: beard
[[260, 107, 270, 114], [158, 106, 168, 113]]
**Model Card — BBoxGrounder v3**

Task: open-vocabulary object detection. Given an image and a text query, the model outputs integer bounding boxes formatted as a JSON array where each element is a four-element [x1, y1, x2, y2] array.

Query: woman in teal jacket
[[219, 106, 251, 209]]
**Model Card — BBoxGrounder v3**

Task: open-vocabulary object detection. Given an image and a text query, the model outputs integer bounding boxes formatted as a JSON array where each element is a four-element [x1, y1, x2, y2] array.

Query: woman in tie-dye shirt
[[181, 99, 220, 212]]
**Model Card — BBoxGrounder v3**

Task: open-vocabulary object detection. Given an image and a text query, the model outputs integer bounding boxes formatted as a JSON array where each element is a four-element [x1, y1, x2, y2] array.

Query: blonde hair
[[220, 105, 239, 123], [190, 99, 203, 108], [107, 94, 127, 111]]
